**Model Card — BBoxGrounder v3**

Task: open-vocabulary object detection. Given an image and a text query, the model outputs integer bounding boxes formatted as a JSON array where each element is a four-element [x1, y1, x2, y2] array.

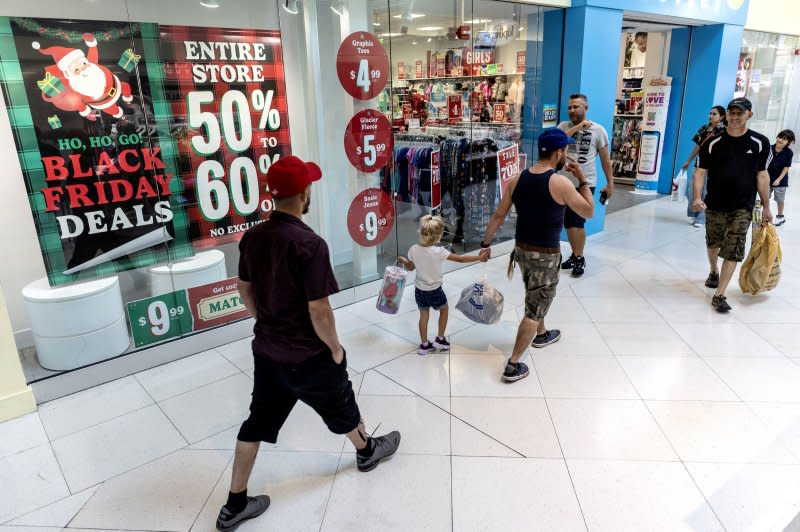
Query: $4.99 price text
[[336, 32, 389, 100]]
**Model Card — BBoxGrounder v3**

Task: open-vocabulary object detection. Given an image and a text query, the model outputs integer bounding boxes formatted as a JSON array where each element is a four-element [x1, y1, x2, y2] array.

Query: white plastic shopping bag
[[673, 169, 687, 201], [456, 278, 504, 324]]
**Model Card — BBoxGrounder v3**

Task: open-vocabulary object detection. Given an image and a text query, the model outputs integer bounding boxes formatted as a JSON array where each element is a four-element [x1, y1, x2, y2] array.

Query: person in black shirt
[[692, 97, 773, 313], [769, 129, 794, 226], [216, 156, 401, 531]]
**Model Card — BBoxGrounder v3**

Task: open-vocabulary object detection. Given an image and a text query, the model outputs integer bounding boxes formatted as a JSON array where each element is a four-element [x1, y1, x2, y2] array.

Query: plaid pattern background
[[0, 17, 193, 286], [158, 25, 292, 249]]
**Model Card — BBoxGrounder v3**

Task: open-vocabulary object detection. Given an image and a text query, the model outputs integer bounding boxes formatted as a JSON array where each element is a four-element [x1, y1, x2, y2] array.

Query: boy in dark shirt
[[769, 129, 795, 226]]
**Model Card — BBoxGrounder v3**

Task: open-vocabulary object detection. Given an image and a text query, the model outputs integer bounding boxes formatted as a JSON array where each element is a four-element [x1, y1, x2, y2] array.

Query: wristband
[[576, 182, 589, 190], [480, 240, 491, 249]]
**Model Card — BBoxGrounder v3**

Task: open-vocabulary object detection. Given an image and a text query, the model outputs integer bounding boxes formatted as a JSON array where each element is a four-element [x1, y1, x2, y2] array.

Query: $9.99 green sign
[[127, 290, 194, 347]]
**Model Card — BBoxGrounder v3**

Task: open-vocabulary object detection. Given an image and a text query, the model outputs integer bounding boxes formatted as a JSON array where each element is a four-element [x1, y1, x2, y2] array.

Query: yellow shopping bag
[[739, 224, 782, 295]]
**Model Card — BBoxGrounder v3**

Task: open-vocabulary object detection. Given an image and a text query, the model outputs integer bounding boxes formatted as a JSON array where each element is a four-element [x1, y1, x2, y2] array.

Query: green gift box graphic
[[47, 114, 61, 129], [37, 72, 64, 97], [118, 48, 141, 72]]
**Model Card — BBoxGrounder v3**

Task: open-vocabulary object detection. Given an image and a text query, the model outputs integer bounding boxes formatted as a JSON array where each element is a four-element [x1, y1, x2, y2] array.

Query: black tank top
[[512, 169, 565, 249]]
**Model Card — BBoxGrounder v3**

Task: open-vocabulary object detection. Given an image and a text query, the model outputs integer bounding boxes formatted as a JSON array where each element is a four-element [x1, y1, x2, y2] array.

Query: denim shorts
[[415, 287, 448, 310]]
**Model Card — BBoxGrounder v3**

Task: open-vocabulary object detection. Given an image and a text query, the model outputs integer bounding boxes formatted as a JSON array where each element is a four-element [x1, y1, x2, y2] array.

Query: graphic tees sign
[[347, 188, 394, 247], [0, 17, 193, 286], [159, 26, 290, 248], [344, 109, 393, 173], [336, 32, 388, 100]]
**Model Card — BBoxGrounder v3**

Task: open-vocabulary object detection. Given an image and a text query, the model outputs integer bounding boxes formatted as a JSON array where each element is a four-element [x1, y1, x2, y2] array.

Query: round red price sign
[[344, 109, 393, 173], [347, 188, 394, 247], [336, 32, 389, 100]]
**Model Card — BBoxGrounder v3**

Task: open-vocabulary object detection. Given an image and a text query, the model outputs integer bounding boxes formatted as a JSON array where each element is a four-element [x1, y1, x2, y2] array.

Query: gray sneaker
[[216, 495, 270, 531], [357, 431, 401, 472]]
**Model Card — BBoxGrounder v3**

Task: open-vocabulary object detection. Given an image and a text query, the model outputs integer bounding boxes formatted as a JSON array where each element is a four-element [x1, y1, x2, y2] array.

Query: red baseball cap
[[267, 155, 322, 199]]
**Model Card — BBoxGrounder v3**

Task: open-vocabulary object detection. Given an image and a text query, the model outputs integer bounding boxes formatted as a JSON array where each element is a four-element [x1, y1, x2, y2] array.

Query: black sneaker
[[418, 341, 435, 355], [711, 295, 732, 313], [532, 329, 562, 348], [432, 336, 450, 351], [216, 495, 271, 531], [561, 254, 576, 270], [571, 256, 586, 277], [502, 360, 530, 382], [357, 431, 401, 472], [705, 271, 720, 288], [775, 215, 786, 227]]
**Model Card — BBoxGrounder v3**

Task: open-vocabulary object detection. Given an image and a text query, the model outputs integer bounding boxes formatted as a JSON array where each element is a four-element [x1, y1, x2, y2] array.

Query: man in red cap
[[216, 156, 401, 531]]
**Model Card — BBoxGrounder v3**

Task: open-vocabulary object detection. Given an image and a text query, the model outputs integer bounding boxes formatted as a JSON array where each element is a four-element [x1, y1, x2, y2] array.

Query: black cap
[[727, 97, 752, 112]]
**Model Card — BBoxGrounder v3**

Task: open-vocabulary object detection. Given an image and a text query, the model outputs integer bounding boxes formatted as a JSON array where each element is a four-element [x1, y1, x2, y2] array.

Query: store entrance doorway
[[610, 18, 690, 206]]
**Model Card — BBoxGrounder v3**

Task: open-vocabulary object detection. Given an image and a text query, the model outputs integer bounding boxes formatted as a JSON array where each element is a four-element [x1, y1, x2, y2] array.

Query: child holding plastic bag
[[398, 215, 488, 354]]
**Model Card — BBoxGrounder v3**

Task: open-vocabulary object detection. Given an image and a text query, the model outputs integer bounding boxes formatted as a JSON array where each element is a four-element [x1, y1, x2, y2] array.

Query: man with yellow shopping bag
[[692, 98, 773, 313]]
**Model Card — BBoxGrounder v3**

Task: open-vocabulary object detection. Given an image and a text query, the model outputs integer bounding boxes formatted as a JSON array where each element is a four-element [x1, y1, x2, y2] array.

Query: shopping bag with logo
[[376, 265, 407, 314], [456, 277, 504, 324], [739, 224, 782, 295]]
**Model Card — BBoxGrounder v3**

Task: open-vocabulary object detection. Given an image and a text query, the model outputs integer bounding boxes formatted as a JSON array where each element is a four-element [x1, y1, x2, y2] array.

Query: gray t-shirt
[[557, 120, 609, 186]]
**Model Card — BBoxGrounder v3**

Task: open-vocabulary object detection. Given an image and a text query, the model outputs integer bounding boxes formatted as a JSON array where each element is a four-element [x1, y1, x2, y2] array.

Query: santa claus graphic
[[32, 33, 134, 120]]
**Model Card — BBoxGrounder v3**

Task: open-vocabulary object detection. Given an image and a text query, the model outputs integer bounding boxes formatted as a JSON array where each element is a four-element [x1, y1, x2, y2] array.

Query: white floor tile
[[358, 370, 414, 396], [338, 327, 414, 372], [38, 376, 152, 441], [135, 349, 240, 402], [581, 296, 663, 323], [672, 323, 782, 357], [378, 308, 473, 344], [647, 401, 795, 464], [216, 337, 255, 372], [51, 405, 186, 492], [686, 462, 800, 532], [725, 294, 800, 324], [70, 450, 230, 532], [648, 296, 744, 325], [450, 397, 561, 458], [0, 445, 69, 523], [617, 356, 740, 401], [533, 324, 613, 356], [597, 322, 694, 356], [748, 403, 800, 461], [0, 413, 47, 459], [263, 401, 347, 454], [569, 269, 640, 298], [449, 352, 543, 397], [748, 324, 800, 356], [375, 353, 450, 397], [357, 395, 451, 455], [534, 355, 638, 399], [9, 485, 99, 528], [322, 455, 451, 532], [549, 398, 676, 460], [192, 451, 340, 532], [449, 320, 519, 355], [540, 295, 593, 324], [159, 373, 253, 444], [452, 457, 585, 532], [333, 307, 371, 334], [450, 418, 518, 457], [568, 459, 724, 532], [704, 357, 800, 402]]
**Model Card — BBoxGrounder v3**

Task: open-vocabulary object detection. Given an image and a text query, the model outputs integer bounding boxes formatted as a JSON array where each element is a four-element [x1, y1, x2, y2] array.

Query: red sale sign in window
[[336, 32, 389, 100], [347, 188, 395, 247], [448, 95, 462, 123], [431, 149, 441, 211], [344, 109, 393, 173], [497, 144, 520, 199]]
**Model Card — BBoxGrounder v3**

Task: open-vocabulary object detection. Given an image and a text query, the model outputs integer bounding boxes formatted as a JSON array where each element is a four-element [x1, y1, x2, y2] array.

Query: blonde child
[[398, 215, 488, 354]]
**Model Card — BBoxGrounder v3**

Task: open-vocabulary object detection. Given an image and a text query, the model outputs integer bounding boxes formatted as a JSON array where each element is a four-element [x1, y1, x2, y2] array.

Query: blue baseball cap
[[538, 128, 575, 152]]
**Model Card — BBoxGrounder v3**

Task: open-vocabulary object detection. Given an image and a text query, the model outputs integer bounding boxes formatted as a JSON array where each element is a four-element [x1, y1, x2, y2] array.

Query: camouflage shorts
[[706, 209, 752, 262], [515, 247, 561, 321]]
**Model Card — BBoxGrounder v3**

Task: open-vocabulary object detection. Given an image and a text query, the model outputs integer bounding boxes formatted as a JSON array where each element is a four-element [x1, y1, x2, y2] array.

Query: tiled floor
[[2, 189, 800, 532]]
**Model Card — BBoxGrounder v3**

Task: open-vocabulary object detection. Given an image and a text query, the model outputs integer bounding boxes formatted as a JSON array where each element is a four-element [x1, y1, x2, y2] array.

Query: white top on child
[[408, 244, 451, 291]]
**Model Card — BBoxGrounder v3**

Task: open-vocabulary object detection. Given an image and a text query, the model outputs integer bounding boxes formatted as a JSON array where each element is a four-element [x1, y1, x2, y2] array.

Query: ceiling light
[[373, 22, 381, 26], [465, 18, 491, 24], [331, 0, 345, 16], [427, 37, 432, 42], [412, 41, 417, 45], [200, 0, 220, 6], [393, 13, 425, 20], [417, 26, 444, 31], [282, 0, 299, 14], [380, 32, 403, 37]]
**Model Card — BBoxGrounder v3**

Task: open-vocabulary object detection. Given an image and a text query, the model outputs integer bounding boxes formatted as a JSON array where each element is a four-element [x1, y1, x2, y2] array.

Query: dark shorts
[[515, 247, 561, 321], [237, 350, 360, 443], [564, 187, 595, 229], [706, 209, 752, 262], [415, 286, 448, 310]]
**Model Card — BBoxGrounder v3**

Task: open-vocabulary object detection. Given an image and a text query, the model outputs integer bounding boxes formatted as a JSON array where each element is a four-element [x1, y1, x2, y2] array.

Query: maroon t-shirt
[[238, 211, 339, 364]]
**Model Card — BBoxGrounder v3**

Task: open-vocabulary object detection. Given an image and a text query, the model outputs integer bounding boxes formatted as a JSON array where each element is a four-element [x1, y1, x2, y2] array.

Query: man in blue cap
[[480, 128, 595, 381]]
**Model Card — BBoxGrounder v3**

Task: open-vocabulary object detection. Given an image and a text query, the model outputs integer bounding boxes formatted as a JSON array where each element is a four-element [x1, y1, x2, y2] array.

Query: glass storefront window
[[738, 30, 800, 140]]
